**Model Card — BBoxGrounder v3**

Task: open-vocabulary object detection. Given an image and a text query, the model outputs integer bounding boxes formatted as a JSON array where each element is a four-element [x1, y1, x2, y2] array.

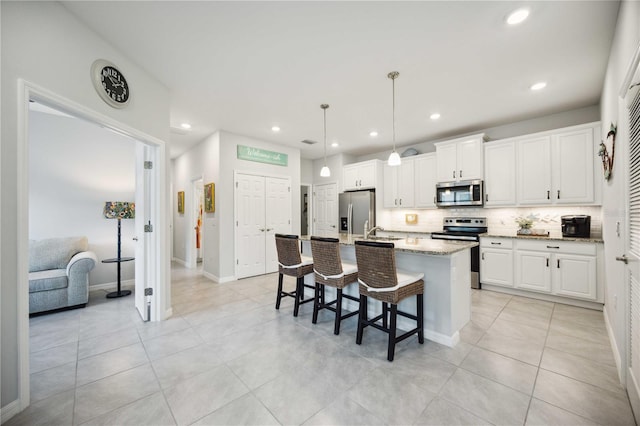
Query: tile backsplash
[[377, 206, 602, 238]]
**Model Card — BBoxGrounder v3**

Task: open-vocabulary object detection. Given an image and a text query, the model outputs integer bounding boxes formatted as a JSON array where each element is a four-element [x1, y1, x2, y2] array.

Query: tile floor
[[7, 263, 637, 425]]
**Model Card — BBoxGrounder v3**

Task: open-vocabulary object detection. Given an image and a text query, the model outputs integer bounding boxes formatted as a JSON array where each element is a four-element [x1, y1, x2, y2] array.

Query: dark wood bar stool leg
[[417, 294, 424, 344], [312, 283, 322, 324], [382, 302, 388, 328], [388, 304, 398, 362], [275, 273, 284, 309], [294, 276, 303, 317], [356, 294, 367, 345], [334, 289, 343, 335]]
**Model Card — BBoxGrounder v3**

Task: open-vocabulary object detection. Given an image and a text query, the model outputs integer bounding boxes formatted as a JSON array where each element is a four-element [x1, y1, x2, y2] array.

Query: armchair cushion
[[29, 237, 88, 272]]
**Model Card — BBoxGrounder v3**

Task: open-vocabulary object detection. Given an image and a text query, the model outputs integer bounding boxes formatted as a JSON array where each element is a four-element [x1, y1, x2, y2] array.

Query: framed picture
[[177, 191, 185, 214], [204, 183, 215, 213]]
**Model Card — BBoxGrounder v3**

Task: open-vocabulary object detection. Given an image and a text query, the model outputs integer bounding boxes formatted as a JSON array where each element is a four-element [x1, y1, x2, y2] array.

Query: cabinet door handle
[[491, 242, 501, 245], [546, 258, 549, 267], [399, 199, 402, 206], [482, 253, 485, 260], [433, 196, 436, 204], [557, 259, 560, 268], [547, 190, 550, 200], [453, 170, 456, 179], [395, 199, 398, 206], [546, 245, 560, 249], [557, 190, 560, 199], [460, 170, 463, 178], [485, 194, 489, 202]]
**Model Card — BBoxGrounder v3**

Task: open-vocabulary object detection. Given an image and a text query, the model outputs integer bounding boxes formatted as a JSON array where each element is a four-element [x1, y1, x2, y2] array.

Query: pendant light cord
[[323, 106, 327, 163], [388, 71, 399, 153]]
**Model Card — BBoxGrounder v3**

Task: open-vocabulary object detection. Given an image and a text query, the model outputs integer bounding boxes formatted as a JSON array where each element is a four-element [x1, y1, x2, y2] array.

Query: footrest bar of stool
[[397, 310, 419, 321], [396, 328, 421, 343]]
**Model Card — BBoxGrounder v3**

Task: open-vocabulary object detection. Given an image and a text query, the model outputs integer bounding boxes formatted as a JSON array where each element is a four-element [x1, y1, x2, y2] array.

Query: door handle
[[330, 225, 336, 228], [259, 228, 265, 232], [616, 254, 629, 264], [133, 237, 139, 241]]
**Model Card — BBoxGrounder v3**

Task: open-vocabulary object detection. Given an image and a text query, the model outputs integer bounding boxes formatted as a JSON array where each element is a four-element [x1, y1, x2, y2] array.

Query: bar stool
[[310, 236, 360, 335], [354, 240, 424, 361], [274, 234, 315, 317]]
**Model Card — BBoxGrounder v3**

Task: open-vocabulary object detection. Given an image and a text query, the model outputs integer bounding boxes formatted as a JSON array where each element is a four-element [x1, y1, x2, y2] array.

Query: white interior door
[[236, 173, 266, 278], [313, 182, 338, 234], [265, 177, 291, 273], [626, 77, 640, 417], [134, 142, 149, 321]]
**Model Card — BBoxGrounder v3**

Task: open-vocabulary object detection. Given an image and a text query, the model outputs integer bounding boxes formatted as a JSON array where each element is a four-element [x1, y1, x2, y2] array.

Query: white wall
[[29, 110, 136, 286], [1, 1, 170, 411], [355, 105, 600, 162], [600, 0, 640, 381], [301, 158, 314, 184]]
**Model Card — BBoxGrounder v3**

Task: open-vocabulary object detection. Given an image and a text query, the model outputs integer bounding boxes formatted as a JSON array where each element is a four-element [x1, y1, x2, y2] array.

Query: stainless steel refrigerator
[[339, 190, 375, 235]]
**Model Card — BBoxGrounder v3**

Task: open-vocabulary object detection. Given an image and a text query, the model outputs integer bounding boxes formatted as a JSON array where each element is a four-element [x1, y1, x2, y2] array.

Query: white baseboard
[[172, 257, 188, 267], [202, 270, 235, 283], [89, 279, 135, 292], [603, 305, 624, 385], [482, 284, 604, 310], [2, 399, 21, 424], [164, 307, 173, 319]]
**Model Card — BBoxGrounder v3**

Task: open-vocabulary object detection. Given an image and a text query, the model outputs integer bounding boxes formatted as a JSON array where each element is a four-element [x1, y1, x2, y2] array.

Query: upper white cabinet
[[553, 128, 595, 204], [517, 124, 597, 205], [343, 160, 378, 191], [414, 153, 437, 208], [517, 136, 553, 204], [435, 134, 485, 182], [484, 141, 516, 207], [383, 159, 415, 208]]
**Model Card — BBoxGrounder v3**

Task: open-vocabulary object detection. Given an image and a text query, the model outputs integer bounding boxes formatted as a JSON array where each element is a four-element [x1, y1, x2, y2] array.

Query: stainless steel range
[[431, 217, 487, 289]]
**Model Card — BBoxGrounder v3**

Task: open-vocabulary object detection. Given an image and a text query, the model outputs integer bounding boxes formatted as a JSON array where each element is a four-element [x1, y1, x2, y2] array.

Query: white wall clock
[[91, 59, 130, 108]]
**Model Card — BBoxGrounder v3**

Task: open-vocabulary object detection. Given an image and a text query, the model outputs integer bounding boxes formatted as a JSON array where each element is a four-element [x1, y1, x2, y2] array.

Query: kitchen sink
[[364, 236, 404, 241]]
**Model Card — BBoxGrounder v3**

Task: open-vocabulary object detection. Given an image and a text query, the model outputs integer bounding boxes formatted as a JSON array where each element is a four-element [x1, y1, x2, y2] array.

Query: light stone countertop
[[481, 232, 604, 243], [300, 233, 477, 255]]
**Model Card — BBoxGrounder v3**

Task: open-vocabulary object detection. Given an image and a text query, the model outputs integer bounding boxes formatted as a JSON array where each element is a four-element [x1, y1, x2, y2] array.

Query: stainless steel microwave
[[435, 180, 484, 207]]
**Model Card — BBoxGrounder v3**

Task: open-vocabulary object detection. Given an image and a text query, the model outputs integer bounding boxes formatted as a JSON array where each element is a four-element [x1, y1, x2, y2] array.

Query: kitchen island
[[300, 235, 477, 347]]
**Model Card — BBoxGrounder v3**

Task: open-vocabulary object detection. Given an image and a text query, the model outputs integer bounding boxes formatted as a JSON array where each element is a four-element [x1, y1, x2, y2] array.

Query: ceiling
[[62, 1, 620, 160]]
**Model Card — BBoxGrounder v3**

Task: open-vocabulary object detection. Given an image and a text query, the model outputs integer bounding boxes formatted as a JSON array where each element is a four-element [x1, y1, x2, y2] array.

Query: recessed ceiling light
[[180, 123, 191, 129], [331, 142, 339, 148], [530, 81, 547, 91], [369, 131, 378, 137], [271, 126, 280, 132], [430, 113, 441, 120], [506, 8, 529, 25]]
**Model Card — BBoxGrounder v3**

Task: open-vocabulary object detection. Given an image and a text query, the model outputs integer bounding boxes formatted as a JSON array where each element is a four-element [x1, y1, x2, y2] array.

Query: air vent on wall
[[301, 139, 318, 145]]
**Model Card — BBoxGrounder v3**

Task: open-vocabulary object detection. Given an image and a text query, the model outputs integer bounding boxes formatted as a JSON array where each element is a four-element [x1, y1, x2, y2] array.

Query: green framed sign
[[237, 145, 288, 167]]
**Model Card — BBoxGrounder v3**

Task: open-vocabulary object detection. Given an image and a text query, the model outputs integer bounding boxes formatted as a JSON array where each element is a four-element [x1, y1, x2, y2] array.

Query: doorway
[[300, 184, 311, 236], [313, 182, 338, 234], [189, 178, 204, 269], [17, 80, 169, 408]]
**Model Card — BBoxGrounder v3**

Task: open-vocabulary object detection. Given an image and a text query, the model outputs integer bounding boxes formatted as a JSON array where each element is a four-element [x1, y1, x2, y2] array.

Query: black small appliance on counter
[[561, 215, 591, 238]]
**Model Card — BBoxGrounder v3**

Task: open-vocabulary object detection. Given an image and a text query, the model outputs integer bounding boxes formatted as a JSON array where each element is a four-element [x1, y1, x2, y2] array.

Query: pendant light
[[387, 71, 401, 166], [320, 103, 331, 177]]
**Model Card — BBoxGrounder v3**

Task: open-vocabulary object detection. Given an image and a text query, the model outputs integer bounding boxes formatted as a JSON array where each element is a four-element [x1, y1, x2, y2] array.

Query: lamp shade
[[104, 202, 135, 219]]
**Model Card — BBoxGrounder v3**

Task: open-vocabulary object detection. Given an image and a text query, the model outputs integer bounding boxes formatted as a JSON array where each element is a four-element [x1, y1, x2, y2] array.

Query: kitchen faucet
[[365, 225, 384, 239]]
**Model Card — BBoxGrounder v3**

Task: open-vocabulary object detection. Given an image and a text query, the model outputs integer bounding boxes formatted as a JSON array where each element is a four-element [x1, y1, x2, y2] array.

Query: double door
[[235, 173, 291, 279]]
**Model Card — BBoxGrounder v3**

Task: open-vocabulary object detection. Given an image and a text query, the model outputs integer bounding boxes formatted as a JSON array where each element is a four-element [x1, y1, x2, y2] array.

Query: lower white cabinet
[[515, 240, 597, 300], [480, 237, 599, 302], [480, 238, 513, 287]]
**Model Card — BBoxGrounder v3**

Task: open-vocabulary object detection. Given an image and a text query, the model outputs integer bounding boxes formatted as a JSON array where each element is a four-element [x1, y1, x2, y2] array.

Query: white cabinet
[[435, 134, 485, 182], [515, 250, 552, 293], [415, 153, 437, 208], [517, 136, 552, 204], [514, 240, 597, 300], [484, 141, 516, 206], [553, 128, 595, 204], [383, 159, 414, 208], [344, 160, 378, 191], [480, 238, 513, 287], [517, 126, 595, 205]]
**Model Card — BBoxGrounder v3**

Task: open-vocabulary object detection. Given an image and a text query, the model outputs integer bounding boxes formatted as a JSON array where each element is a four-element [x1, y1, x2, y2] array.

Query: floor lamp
[[103, 201, 135, 298]]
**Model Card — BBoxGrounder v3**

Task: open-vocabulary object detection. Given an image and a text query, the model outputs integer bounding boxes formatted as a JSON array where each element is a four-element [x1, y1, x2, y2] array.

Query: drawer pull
[[490, 242, 502, 245], [546, 245, 560, 249]]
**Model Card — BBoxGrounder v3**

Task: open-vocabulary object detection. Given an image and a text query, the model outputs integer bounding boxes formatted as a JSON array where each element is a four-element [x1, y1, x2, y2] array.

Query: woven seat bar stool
[[275, 234, 315, 317], [354, 240, 424, 361], [310, 236, 360, 335]]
